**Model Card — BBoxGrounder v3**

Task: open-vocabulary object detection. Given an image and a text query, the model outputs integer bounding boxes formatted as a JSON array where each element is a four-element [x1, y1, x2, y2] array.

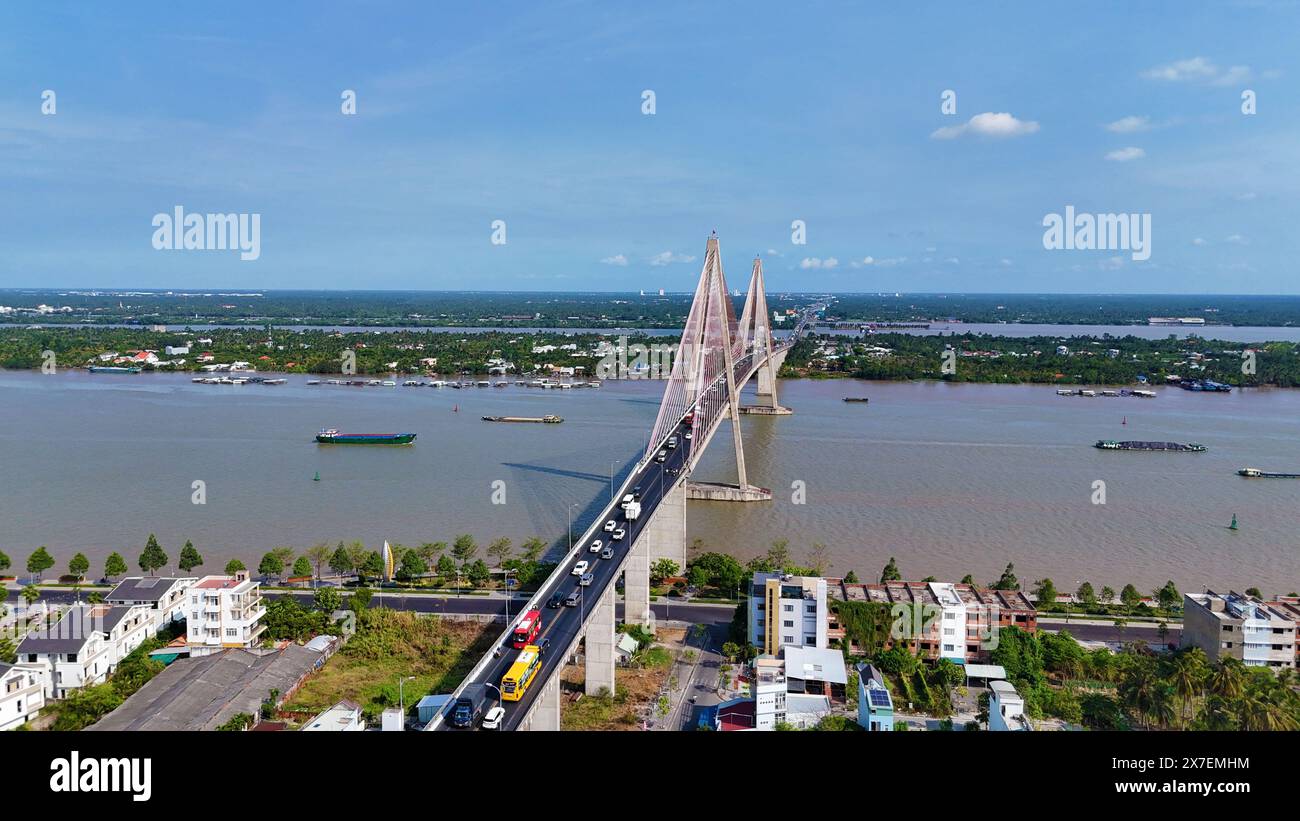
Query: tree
[[0, 635, 16, 665], [396, 549, 427, 582], [224, 558, 246, 576], [361, 551, 385, 581], [1100, 585, 1116, 605], [880, 556, 901, 583], [178, 540, 204, 573], [1033, 578, 1058, 608], [292, 556, 312, 579], [21, 585, 40, 608], [452, 534, 478, 565], [487, 537, 514, 567], [960, 573, 974, 585], [329, 544, 353, 577], [844, 570, 859, 583], [68, 552, 90, 582], [0, 550, 10, 575], [435, 554, 456, 580], [467, 559, 490, 587], [1154, 580, 1181, 611], [650, 558, 679, 585], [766, 539, 791, 571], [305, 543, 332, 581], [258, 552, 284, 580], [346, 541, 369, 574], [138, 534, 168, 576], [417, 541, 445, 566], [350, 587, 373, 611], [271, 546, 295, 568], [102, 548, 124, 579], [993, 562, 1019, 591], [806, 542, 831, 576], [1120, 584, 1142, 609], [312, 587, 342, 613], [520, 537, 546, 563], [1244, 586, 1263, 599], [1077, 581, 1096, 607], [26, 546, 55, 581]]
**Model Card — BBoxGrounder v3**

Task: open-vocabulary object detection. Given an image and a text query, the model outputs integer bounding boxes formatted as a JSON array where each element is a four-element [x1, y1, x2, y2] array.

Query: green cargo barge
[[316, 429, 416, 444]]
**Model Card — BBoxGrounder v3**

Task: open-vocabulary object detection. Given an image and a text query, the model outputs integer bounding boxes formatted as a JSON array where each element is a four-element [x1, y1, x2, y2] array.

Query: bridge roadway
[[432, 333, 799, 731]]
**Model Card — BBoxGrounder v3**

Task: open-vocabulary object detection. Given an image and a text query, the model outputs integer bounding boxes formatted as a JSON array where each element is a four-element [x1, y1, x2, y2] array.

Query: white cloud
[[1191, 237, 1206, 246], [1105, 115, 1151, 133], [1000, 258, 1013, 266], [873, 256, 907, 267], [1101, 256, 1126, 270], [1105, 146, 1146, 162], [1236, 192, 1257, 201], [599, 254, 628, 266], [648, 251, 696, 266], [930, 111, 1039, 140], [799, 257, 838, 270], [945, 257, 960, 265], [765, 248, 782, 257], [1225, 233, 1248, 244], [1142, 57, 1256, 87]]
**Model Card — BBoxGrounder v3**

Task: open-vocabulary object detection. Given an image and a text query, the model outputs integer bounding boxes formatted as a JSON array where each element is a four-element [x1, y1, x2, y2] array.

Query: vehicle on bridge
[[683, 411, 694, 426], [564, 591, 580, 607], [579, 572, 594, 586], [501, 645, 542, 702], [612, 528, 626, 540], [546, 592, 564, 608], [603, 519, 617, 532], [588, 539, 603, 553], [620, 493, 635, 509], [600, 546, 614, 560], [481, 705, 504, 730], [572, 560, 589, 575], [624, 501, 641, 520], [655, 449, 668, 462], [512, 609, 542, 649], [667, 435, 678, 449], [450, 683, 489, 728]]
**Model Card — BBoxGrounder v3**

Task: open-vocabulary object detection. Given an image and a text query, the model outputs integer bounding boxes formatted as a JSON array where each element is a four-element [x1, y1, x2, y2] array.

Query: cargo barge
[[1095, 440, 1206, 452], [481, 415, 563, 423], [88, 365, 141, 374], [842, 397, 869, 403], [1238, 468, 1300, 478], [316, 429, 416, 444]]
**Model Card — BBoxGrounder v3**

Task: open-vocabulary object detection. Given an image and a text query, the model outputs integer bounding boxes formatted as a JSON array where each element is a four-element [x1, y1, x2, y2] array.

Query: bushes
[[829, 600, 893, 658]]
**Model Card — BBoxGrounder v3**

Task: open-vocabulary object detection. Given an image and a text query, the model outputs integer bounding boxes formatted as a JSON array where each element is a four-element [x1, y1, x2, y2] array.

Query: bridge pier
[[520, 670, 561, 731], [641, 479, 687, 574], [745, 349, 791, 414], [584, 585, 616, 697], [623, 531, 652, 629]]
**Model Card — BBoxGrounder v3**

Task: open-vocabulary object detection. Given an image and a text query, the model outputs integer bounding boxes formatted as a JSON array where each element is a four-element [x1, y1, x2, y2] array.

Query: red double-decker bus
[[512, 609, 542, 649], [683, 411, 695, 427]]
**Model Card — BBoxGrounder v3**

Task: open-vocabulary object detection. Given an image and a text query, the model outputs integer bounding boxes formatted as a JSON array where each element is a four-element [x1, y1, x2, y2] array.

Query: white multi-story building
[[748, 573, 829, 655], [186, 572, 266, 657], [1182, 590, 1297, 669], [0, 662, 45, 731], [753, 656, 787, 730], [930, 582, 968, 662], [15, 603, 154, 699], [106, 576, 197, 633]]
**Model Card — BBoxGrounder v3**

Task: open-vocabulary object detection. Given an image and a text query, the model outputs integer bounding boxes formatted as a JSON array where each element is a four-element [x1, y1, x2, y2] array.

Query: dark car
[[600, 546, 614, 560], [537, 637, 552, 656], [547, 592, 565, 608], [564, 591, 581, 607]]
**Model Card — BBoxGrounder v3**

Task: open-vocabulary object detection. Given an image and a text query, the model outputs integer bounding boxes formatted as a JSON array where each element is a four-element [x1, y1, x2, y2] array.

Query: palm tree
[[1119, 666, 1158, 729], [20, 584, 40, 609], [1194, 695, 1237, 731], [1208, 657, 1245, 700], [1168, 650, 1207, 727]]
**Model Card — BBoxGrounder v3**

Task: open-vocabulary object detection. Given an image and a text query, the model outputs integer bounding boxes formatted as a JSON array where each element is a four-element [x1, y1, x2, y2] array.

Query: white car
[[684, 431, 692, 440], [620, 493, 635, 509], [572, 560, 590, 575], [611, 528, 626, 541], [603, 519, 617, 532], [588, 539, 603, 553], [482, 706, 505, 730]]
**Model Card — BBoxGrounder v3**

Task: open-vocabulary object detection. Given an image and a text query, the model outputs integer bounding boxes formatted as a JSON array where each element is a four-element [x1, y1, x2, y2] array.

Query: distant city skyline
[[1, 2, 1296, 294]]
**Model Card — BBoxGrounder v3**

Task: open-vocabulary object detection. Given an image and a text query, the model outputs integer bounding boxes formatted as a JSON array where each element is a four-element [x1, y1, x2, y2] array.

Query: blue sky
[[1, 1, 1297, 293]]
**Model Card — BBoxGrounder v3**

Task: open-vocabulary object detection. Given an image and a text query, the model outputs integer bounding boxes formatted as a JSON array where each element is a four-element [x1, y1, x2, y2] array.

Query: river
[[1, 369, 1296, 594]]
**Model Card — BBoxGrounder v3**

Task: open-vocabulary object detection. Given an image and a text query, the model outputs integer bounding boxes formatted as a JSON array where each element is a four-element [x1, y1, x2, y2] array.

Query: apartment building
[[15, 603, 154, 699], [988, 680, 1031, 731], [1266, 597, 1300, 666], [834, 579, 1037, 662], [748, 573, 829, 656], [1182, 590, 1297, 669], [106, 576, 197, 632], [186, 571, 267, 657], [0, 662, 45, 731]]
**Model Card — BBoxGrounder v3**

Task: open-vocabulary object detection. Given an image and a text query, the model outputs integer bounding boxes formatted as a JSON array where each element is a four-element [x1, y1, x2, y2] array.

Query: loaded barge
[[481, 415, 563, 423], [316, 429, 416, 444], [1095, 440, 1206, 452], [842, 397, 869, 403], [1238, 468, 1300, 478]]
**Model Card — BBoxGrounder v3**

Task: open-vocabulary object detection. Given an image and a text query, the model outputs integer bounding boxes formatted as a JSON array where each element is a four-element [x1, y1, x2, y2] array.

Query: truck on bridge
[[624, 500, 642, 520], [449, 683, 490, 728]]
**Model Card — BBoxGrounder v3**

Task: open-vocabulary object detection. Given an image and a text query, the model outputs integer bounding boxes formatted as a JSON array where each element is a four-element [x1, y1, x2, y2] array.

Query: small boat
[[381, 380, 396, 387], [1055, 389, 1074, 396], [315, 429, 416, 444], [481, 415, 564, 424], [842, 397, 869, 403], [1095, 440, 1206, 452], [306, 379, 321, 385], [89, 366, 141, 374]]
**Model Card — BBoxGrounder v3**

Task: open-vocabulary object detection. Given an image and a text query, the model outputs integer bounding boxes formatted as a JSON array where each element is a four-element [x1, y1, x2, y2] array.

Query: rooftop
[[783, 646, 847, 685], [106, 576, 195, 602], [17, 604, 139, 654]]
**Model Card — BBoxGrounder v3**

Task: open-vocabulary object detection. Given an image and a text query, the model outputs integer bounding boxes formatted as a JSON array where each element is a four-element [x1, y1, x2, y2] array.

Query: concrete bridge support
[[641, 480, 687, 575], [623, 532, 652, 629], [584, 585, 616, 697], [520, 673, 561, 731], [748, 350, 791, 414]]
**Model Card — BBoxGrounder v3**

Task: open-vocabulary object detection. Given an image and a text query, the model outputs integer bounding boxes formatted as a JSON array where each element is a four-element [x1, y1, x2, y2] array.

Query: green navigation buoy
[[1229, 513, 1238, 530], [313, 471, 320, 482]]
